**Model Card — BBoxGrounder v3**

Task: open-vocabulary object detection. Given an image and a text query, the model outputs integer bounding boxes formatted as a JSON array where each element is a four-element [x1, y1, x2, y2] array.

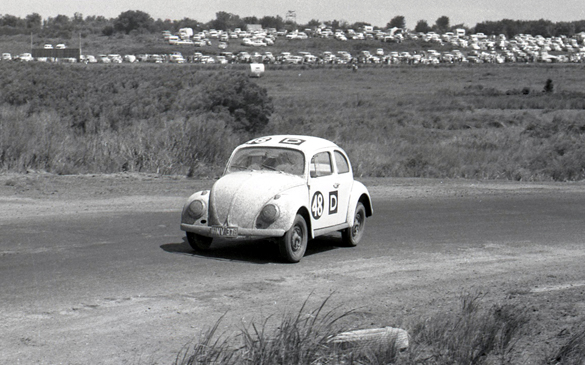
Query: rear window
[[334, 151, 350, 174]]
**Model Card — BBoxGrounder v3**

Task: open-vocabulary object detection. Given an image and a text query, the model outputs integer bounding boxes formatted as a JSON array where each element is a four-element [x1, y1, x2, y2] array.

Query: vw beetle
[[180, 135, 373, 263]]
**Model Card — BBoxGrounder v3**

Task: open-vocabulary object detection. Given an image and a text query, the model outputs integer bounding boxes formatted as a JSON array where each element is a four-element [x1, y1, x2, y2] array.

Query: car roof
[[240, 135, 340, 154]]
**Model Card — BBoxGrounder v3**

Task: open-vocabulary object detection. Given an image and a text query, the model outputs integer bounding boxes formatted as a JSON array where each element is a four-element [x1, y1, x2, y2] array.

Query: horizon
[[3, 0, 585, 29]]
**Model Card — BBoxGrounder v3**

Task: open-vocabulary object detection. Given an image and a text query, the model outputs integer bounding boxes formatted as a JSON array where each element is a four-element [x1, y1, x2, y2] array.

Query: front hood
[[209, 171, 305, 228]]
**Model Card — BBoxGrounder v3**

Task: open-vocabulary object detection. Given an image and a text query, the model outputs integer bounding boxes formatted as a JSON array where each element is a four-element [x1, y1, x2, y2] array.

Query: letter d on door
[[329, 191, 338, 214]]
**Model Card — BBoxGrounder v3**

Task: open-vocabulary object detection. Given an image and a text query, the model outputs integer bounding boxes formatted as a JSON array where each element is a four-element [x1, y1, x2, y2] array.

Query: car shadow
[[160, 234, 341, 264]]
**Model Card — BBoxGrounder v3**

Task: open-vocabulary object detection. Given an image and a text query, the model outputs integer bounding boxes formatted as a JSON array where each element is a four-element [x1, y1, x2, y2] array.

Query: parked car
[[82, 55, 97, 63], [180, 135, 373, 263], [97, 54, 111, 63], [169, 53, 186, 63], [17, 53, 34, 62], [124, 54, 137, 63]]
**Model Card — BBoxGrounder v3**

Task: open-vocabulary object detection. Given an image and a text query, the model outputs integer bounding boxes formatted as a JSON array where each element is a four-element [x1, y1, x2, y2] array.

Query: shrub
[[543, 78, 554, 93], [189, 72, 274, 133]]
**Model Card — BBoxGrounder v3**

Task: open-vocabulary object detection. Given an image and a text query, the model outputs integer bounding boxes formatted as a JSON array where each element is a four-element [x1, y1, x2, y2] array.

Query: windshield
[[226, 147, 305, 176]]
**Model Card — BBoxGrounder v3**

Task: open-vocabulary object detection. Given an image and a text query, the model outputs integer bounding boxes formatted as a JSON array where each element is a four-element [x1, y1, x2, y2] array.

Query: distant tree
[[476, 20, 506, 36], [260, 15, 285, 30], [499, 19, 519, 37], [45, 14, 71, 30], [102, 25, 115, 36], [173, 18, 201, 32], [305, 19, 321, 28], [324, 19, 349, 30], [73, 12, 83, 25], [555, 21, 576, 36], [114, 10, 154, 34], [414, 19, 431, 33], [1, 14, 24, 27], [242, 16, 258, 25], [574, 20, 585, 33], [434, 15, 450, 33], [209, 11, 243, 30], [387, 16, 405, 29], [529, 19, 554, 37], [153, 18, 174, 32], [25, 13, 42, 29]]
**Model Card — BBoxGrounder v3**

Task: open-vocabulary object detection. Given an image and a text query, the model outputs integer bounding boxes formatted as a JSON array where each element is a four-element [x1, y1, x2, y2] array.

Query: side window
[[334, 151, 350, 174], [310, 152, 333, 178]]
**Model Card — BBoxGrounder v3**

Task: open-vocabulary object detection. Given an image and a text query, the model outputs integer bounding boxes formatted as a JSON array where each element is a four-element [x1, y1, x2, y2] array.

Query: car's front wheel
[[186, 232, 213, 251], [341, 202, 366, 247], [279, 214, 308, 263]]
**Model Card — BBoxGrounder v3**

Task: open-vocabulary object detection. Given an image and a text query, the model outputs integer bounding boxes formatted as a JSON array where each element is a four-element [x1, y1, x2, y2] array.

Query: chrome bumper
[[180, 223, 286, 238]]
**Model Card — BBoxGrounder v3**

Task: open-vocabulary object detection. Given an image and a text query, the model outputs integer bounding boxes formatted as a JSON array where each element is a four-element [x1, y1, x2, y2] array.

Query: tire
[[341, 202, 366, 247], [186, 232, 213, 251], [279, 214, 308, 263]]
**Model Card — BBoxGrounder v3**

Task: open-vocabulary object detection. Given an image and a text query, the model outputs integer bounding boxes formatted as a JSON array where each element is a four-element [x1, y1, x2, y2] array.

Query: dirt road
[[1, 173, 585, 364]]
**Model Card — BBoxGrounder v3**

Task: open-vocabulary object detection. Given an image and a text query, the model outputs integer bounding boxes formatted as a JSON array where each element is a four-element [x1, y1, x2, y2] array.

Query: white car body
[[180, 135, 373, 262], [18, 53, 34, 62]]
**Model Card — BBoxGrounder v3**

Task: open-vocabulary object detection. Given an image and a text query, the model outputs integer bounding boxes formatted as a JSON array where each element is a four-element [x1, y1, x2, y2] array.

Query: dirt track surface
[[2, 173, 585, 364]]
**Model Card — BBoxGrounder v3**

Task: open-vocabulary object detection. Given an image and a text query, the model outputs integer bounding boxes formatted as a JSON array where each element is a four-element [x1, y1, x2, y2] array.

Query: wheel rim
[[291, 225, 303, 252], [352, 211, 364, 238]]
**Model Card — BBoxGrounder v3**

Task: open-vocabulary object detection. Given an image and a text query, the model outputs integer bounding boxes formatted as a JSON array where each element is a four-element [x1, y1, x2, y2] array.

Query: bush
[[181, 72, 274, 133], [0, 63, 273, 174]]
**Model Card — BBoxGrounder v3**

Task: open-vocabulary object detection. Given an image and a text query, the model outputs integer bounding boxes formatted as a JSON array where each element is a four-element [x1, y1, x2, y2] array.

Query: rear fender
[[346, 181, 373, 226]]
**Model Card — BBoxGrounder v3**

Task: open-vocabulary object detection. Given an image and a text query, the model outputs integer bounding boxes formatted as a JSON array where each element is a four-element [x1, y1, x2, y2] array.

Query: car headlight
[[187, 200, 206, 220], [257, 204, 280, 228]]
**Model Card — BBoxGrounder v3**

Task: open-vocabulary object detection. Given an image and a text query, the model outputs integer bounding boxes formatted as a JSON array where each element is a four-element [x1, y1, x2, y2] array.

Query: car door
[[331, 150, 353, 223], [308, 150, 350, 232]]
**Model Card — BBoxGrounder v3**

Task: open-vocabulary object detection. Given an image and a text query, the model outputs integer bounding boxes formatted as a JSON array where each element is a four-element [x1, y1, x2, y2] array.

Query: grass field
[[2, 53, 585, 181], [259, 63, 585, 181]]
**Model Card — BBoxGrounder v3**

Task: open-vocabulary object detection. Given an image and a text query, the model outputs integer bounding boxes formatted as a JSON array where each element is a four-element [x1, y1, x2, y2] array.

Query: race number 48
[[311, 192, 324, 220]]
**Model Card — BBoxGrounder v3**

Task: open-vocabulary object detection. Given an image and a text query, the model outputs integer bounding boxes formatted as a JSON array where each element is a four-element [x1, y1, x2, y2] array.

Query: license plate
[[211, 226, 238, 237]]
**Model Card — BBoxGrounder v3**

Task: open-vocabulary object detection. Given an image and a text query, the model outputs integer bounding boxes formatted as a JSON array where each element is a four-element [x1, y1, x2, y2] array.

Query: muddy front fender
[[180, 190, 211, 227], [258, 184, 310, 234]]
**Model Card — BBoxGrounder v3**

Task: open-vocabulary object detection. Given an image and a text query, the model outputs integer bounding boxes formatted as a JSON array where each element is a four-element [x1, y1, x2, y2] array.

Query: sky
[[3, 0, 585, 29]]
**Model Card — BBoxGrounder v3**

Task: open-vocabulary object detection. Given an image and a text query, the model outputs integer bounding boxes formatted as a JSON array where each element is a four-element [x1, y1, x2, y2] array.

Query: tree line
[[1, 10, 585, 39]]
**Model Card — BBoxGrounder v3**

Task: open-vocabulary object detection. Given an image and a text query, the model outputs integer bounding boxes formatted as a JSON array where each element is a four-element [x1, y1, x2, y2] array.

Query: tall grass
[[174, 292, 573, 365], [545, 326, 585, 365], [409, 291, 529, 364], [175, 296, 357, 365]]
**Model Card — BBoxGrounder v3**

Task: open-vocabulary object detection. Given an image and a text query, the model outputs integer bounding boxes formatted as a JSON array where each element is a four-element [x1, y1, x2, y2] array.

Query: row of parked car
[[155, 26, 585, 65], [4, 29, 585, 65], [4, 47, 585, 66]]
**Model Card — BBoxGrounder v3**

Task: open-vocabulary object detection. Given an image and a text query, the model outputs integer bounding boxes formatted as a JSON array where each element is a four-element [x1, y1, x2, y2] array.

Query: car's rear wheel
[[341, 202, 366, 247], [279, 214, 308, 263], [186, 232, 213, 251]]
